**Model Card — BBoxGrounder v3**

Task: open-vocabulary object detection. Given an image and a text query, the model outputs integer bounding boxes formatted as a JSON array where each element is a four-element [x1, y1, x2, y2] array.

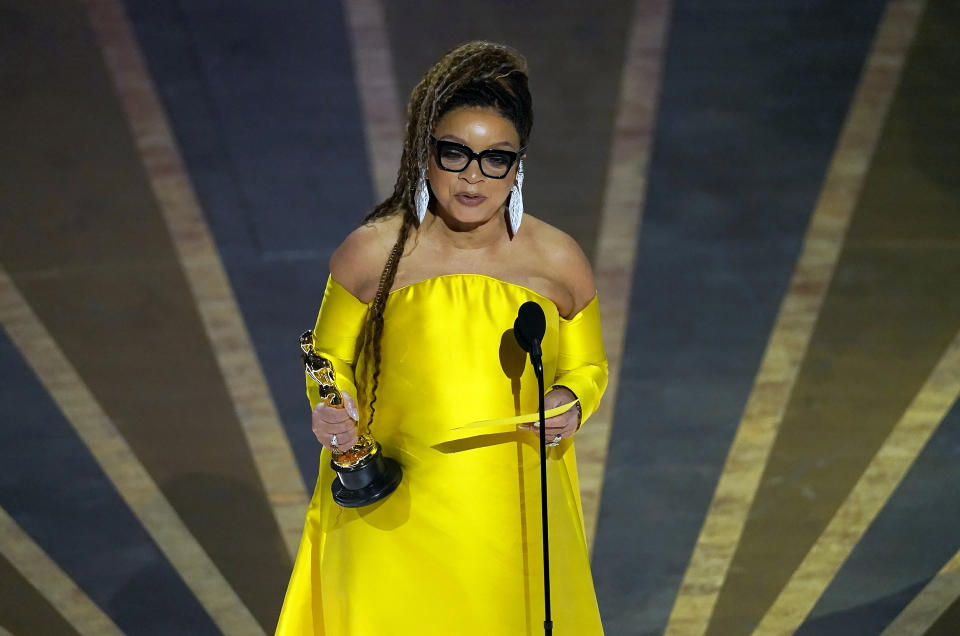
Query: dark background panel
[[123, 0, 375, 487], [709, 0, 960, 631], [0, 554, 82, 636], [591, 1, 887, 634], [0, 329, 219, 635], [0, 0, 292, 628], [798, 583, 928, 636], [801, 397, 960, 634], [927, 595, 960, 636]]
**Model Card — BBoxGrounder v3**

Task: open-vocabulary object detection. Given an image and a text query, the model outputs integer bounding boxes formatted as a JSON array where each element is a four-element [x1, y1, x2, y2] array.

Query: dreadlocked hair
[[355, 41, 533, 436]]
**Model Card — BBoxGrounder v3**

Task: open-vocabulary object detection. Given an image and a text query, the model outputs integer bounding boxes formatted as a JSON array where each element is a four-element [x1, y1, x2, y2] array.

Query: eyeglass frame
[[429, 136, 526, 179]]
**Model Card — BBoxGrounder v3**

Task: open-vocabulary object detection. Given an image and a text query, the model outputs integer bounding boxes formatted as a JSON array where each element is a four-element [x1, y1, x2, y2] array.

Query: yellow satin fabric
[[277, 273, 608, 635]]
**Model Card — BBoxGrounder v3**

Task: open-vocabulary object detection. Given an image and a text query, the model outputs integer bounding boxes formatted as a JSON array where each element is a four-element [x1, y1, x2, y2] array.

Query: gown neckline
[[387, 272, 554, 304], [387, 273, 599, 322], [330, 272, 595, 321]]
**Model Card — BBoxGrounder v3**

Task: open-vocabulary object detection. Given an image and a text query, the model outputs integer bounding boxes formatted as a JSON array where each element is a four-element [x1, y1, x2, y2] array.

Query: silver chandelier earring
[[508, 160, 524, 235], [415, 168, 429, 223]]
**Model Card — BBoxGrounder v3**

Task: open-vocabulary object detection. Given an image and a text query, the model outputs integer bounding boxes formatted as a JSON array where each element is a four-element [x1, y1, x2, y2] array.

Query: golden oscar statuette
[[300, 331, 402, 507]]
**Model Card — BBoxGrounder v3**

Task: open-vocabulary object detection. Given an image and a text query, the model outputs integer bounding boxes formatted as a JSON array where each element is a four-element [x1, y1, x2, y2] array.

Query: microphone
[[514, 301, 546, 373]]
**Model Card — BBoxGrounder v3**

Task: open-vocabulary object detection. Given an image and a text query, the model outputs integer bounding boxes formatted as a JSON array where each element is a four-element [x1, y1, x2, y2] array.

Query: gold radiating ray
[[0, 507, 121, 636], [0, 269, 263, 636], [882, 549, 960, 635], [582, 0, 672, 549], [81, 0, 307, 558], [754, 327, 960, 633], [664, 1, 926, 633], [342, 0, 404, 201]]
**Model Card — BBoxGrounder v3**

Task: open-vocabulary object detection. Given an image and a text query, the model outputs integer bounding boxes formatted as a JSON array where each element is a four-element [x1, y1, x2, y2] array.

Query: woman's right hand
[[312, 392, 359, 452]]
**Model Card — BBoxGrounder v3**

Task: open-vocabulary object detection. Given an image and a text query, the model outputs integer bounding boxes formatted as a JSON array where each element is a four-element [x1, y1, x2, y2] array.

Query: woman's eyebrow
[[439, 134, 517, 149]]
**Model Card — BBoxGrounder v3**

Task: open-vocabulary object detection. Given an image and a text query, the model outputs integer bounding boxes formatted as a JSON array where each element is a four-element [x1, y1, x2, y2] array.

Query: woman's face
[[427, 106, 522, 230]]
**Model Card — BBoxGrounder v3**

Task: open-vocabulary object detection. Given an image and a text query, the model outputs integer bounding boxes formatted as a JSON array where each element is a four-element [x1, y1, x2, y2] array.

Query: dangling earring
[[415, 168, 429, 223], [508, 160, 524, 235]]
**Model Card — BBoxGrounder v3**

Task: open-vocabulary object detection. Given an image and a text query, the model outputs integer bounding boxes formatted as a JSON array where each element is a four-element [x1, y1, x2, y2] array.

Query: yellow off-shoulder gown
[[277, 273, 608, 635]]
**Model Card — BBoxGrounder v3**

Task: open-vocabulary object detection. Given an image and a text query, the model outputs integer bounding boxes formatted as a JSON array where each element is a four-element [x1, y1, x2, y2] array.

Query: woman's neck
[[421, 207, 509, 252]]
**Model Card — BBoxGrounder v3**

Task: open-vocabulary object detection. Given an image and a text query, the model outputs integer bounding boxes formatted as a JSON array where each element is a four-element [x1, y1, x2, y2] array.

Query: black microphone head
[[514, 301, 546, 353]]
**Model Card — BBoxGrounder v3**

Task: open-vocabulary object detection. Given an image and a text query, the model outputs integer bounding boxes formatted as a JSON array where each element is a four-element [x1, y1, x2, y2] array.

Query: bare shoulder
[[522, 214, 596, 315], [329, 213, 402, 303]]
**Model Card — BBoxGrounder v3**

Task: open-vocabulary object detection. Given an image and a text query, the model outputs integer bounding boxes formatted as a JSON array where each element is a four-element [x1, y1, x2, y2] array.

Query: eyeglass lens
[[436, 142, 515, 178]]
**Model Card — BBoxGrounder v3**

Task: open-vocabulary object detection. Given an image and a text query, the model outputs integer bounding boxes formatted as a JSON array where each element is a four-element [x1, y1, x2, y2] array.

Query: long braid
[[356, 41, 531, 436], [358, 219, 412, 434]]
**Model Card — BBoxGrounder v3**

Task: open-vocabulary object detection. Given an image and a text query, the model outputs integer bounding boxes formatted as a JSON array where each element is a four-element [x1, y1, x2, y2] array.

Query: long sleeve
[[305, 275, 368, 410], [549, 294, 608, 425]]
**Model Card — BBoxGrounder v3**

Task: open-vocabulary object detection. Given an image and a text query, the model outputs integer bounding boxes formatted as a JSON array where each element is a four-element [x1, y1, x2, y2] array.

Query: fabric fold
[[305, 275, 367, 410], [550, 294, 608, 424]]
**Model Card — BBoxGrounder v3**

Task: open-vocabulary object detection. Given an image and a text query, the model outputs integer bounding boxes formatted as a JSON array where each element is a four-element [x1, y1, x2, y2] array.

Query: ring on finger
[[331, 433, 339, 448], [547, 433, 562, 447]]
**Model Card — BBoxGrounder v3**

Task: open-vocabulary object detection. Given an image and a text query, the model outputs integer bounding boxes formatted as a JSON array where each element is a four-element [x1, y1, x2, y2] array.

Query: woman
[[277, 41, 608, 635]]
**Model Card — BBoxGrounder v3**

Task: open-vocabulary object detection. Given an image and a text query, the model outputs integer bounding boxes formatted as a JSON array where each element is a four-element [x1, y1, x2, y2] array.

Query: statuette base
[[331, 444, 402, 507]]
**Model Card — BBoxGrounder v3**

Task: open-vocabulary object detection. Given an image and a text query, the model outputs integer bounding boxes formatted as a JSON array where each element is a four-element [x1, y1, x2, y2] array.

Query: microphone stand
[[529, 337, 553, 636]]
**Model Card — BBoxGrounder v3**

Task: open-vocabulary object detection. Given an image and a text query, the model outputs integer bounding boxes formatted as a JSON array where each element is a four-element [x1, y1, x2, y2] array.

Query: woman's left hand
[[520, 386, 579, 446]]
